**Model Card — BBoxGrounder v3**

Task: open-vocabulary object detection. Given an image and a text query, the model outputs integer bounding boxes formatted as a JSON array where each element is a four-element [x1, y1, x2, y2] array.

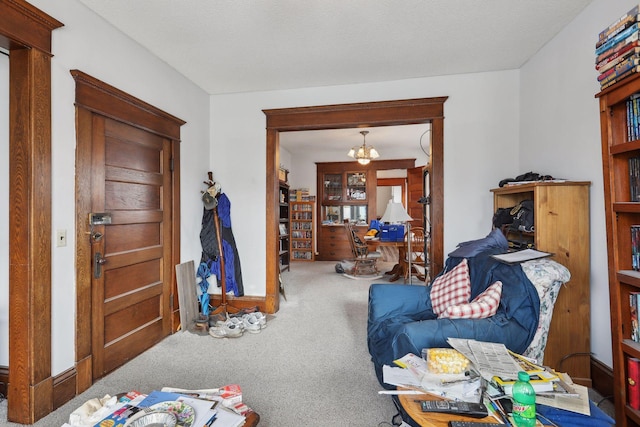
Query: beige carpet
[[0, 261, 400, 427]]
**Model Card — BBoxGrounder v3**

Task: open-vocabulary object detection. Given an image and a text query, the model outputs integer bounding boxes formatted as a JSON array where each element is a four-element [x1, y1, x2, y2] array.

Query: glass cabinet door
[[323, 173, 342, 201], [346, 172, 367, 201], [321, 205, 368, 225]]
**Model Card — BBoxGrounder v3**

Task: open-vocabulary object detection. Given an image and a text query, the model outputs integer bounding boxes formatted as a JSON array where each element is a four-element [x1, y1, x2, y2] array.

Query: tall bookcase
[[290, 201, 315, 261], [491, 182, 591, 385], [597, 73, 640, 427], [278, 182, 290, 273]]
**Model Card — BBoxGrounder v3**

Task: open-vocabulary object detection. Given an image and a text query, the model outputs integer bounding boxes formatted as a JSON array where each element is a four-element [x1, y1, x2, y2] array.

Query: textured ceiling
[[77, 0, 593, 96]]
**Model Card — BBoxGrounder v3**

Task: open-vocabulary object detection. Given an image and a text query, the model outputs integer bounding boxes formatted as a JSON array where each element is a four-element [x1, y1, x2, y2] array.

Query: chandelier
[[347, 130, 380, 165]]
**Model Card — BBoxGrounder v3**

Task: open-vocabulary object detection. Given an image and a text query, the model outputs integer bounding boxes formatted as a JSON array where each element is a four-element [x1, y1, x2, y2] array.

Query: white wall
[[0, 53, 8, 366], [520, 0, 639, 367], [0, 0, 211, 374], [1, 0, 619, 375], [211, 70, 520, 297]]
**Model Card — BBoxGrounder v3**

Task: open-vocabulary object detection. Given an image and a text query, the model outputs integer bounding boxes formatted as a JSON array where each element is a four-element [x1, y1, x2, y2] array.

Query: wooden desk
[[397, 394, 501, 427], [366, 239, 406, 281]]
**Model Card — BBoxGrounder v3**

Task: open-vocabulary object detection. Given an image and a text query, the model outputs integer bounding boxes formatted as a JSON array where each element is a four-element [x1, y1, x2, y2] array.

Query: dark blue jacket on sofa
[[367, 246, 540, 387]]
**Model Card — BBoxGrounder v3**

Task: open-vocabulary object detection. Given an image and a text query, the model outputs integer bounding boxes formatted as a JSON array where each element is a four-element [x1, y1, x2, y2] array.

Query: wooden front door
[[89, 117, 173, 378], [73, 70, 184, 384]]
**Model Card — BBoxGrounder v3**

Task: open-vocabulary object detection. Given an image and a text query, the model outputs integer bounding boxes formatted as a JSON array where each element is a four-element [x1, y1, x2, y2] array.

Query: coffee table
[[396, 393, 501, 427]]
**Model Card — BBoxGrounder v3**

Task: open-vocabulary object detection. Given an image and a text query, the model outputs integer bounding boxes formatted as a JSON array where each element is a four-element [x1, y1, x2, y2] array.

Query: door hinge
[[169, 295, 174, 309], [170, 157, 174, 171]]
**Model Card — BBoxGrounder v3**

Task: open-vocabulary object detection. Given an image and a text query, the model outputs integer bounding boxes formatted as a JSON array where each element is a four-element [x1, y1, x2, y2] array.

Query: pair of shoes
[[241, 312, 266, 334], [209, 318, 244, 338], [229, 306, 259, 318], [208, 313, 226, 327]]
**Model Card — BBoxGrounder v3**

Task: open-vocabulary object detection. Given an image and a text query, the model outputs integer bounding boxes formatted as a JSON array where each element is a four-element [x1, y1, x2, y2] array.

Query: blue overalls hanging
[[199, 183, 244, 311]]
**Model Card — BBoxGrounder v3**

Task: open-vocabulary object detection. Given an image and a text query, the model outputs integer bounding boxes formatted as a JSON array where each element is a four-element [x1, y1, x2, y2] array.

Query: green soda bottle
[[512, 371, 536, 427]]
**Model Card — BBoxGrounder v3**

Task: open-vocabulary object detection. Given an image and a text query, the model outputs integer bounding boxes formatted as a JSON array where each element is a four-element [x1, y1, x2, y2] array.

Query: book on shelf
[[597, 31, 640, 64], [627, 96, 640, 141], [629, 357, 640, 410], [597, 40, 640, 71], [596, 23, 640, 56], [599, 55, 640, 88], [631, 291, 640, 342], [598, 48, 640, 78], [633, 225, 640, 270], [598, 5, 640, 45], [630, 158, 640, 201]]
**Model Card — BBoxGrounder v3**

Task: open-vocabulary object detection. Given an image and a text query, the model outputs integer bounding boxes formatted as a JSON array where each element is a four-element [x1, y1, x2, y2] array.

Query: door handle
[[94, 252, 107, 279]]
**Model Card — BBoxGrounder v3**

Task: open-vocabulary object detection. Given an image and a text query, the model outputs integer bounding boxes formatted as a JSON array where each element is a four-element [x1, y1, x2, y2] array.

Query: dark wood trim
[[263, 97, 447, 131], [1, 2, 63, 422], [52, 368, 77, 410], [70, 70, 186, 137], [171, 140, 182, 333], [0, 0, 63, 54], [264, 97, 447, 313], [315, 158, 416, 171]]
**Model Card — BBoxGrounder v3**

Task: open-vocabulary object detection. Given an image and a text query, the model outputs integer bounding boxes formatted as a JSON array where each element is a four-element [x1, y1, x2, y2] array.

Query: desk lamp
[[380, 201, 415, 283]]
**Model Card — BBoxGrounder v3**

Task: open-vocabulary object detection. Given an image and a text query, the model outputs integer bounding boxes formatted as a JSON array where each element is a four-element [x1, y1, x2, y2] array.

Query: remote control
[[418, 400, 488, 418], [448, 422, 504, 427]]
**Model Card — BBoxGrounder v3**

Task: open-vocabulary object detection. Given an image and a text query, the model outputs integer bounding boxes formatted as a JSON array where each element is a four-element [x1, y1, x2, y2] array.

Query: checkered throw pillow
[[430, 258, 471, 316], [440, 281, 503, 319]]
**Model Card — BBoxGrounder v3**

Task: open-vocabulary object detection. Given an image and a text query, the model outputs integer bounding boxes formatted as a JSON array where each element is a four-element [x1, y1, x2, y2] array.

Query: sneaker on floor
[[209, 320, 243, 338], [254, 311, 267, 329], [242, 314, 262, 334], [226, 316, 245, 330]]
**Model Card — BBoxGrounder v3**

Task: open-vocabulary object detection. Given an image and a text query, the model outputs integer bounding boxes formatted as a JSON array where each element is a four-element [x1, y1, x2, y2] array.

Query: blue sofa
[[367, 238, 541, 387]]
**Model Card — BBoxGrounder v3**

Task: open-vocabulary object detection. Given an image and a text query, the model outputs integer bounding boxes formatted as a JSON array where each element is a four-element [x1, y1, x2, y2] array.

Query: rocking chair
[[345, 222, 381, 276]]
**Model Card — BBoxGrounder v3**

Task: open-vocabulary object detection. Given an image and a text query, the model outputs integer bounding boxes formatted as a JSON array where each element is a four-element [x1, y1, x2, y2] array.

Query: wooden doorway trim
[[0, 0, 64, 423], [71, 70, 185, 390], [264, 97, 447, 313]]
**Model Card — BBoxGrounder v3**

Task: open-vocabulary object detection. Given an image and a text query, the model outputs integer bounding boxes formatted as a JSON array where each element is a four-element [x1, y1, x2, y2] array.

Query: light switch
[[56, 229, 67, 247]]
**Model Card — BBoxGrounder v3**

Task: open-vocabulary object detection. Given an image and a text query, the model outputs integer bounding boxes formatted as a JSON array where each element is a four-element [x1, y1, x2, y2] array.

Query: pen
[[204, 413, 217, 427], [490, 400, 511, 426], [483, 399, 504, 424]]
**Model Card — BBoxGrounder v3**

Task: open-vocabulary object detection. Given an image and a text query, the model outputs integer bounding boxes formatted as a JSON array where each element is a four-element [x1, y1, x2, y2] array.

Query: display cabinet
[[316, 163, 376, 261], [290, 201, 315, 261], [491, 182, 591, 386], [278, 182, 290, 272], [597, 73, 640, 427]]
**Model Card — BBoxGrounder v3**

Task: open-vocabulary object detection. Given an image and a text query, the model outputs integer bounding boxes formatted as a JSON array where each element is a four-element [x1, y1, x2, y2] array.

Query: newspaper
[[447, 338, 522, 381]]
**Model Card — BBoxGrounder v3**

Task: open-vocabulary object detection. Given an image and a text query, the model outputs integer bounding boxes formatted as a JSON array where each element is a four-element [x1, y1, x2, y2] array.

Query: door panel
[[407, 165, 424, 227], [91, 116, 172, 378]]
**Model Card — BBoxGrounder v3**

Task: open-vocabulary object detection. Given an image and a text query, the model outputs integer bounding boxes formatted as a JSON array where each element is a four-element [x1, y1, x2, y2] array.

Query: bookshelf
[[278, 182, 290, 273], [598, 72, 640, 427], [290, 201, 315, 261]]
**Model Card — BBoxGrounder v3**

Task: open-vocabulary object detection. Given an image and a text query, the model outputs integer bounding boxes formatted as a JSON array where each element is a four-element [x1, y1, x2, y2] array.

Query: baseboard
[[53, 368, 77, 410], [0, 365, 78, 412], [591, 357, 614, 402]]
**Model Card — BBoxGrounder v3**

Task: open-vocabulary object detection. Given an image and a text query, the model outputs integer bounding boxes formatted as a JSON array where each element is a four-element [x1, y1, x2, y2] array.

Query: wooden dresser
[[317, 224, 367, 261]]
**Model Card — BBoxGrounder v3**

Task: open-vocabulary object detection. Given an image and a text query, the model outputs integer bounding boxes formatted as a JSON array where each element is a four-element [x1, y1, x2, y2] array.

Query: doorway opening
[[264, 97, 447, 313]]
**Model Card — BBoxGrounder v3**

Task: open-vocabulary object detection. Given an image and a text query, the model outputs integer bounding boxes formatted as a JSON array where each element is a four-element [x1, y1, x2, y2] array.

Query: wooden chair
[[345, 222, 381, 276], [403, 226, 427, 283]]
